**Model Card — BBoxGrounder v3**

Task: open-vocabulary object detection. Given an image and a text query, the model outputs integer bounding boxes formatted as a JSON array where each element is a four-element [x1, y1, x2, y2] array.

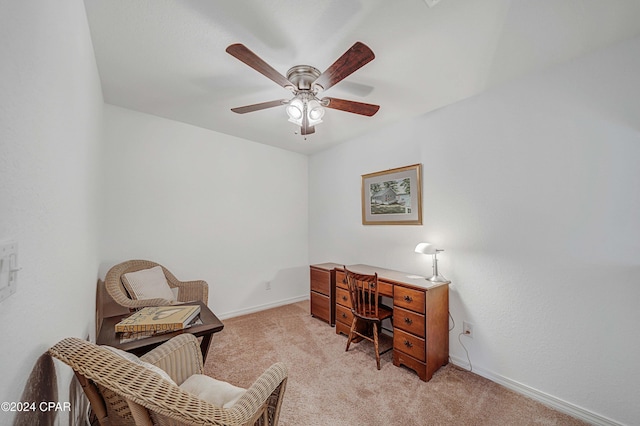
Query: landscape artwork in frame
[[361, 164, 422, 225]]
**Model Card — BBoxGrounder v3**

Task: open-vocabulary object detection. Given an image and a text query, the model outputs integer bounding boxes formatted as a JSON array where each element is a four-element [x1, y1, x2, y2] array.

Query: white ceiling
[[84, 0, 640, 155]]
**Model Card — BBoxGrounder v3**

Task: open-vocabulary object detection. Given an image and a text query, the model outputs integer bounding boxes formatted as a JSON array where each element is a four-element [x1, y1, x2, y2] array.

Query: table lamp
[[414, 242, 447, 282]]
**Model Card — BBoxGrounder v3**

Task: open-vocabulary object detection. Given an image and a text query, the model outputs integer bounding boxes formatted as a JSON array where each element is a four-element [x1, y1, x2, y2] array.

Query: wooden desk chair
[[344, 266, 393, 370]]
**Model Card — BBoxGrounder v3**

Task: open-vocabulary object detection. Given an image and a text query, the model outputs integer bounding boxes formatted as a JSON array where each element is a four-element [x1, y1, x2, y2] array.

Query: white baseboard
[[216, 295, 309, 320], [449, 355, 622, 426]]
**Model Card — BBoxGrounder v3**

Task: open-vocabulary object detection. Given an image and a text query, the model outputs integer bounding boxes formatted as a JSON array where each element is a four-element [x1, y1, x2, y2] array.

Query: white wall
[[309, 37, 640, 425], [100, 105, 309, 318], [0, 0, 103, 424]]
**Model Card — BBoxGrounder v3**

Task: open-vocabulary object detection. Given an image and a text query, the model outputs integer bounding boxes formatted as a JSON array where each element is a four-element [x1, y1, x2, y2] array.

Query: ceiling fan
[[226, 42, 380, 136]]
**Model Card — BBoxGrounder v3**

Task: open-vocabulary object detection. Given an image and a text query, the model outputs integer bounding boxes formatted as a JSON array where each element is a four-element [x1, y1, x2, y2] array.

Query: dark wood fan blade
[[322, 97, 380, 116], [226, 43, 293, 89], [313, 42, 375, 92], [231, 99, 287, 114]]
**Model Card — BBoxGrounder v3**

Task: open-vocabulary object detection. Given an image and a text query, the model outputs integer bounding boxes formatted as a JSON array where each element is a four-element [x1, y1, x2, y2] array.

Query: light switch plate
[[0, 240, 19, 303]]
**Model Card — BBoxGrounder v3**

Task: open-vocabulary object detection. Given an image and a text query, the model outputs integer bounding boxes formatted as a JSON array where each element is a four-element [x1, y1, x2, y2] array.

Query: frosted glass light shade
[[286, 95, 324, 127], [286, 98, 304, 124], [415, 242, 437, 255], [307, 99, 325, 123]]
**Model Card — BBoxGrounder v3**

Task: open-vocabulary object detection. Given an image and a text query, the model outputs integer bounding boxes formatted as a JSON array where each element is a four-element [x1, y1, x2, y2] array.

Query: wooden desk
[[310, 263, 449, 381], [96, 301, 224, 361]]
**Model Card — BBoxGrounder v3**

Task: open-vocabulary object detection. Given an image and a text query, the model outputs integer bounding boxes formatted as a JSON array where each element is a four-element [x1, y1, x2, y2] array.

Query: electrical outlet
[[463, 321, 473, 338], [265, 281, 271, 291]]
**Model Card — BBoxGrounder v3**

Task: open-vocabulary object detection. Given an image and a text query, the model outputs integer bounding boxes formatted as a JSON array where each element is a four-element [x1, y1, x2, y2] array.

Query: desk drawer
[[310, 267, 331, 296], [336, 304, 353, 325], [394, 286, 426, 314], [336, 271, 393, 296], [336, 287, 351, 308], [335, 271, 347, 290], [393, 306, 425, 337], [310, 291, 331, 324], [394, 328, 426, 362], [377, 281, 394, 297]]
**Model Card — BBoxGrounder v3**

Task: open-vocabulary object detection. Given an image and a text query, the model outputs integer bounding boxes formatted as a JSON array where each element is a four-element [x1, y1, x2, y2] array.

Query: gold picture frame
[[361, 164, 422, 225]]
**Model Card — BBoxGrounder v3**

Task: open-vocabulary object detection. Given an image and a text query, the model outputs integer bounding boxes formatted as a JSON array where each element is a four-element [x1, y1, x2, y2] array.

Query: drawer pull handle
[[404, 295, 413, 303], [341, 313, 347, 318], [342, 296, 347, 301], [404, 317, 413, 325], [403, 340, 413, 348]]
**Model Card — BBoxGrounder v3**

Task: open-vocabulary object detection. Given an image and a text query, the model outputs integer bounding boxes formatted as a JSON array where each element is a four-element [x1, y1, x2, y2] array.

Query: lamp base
[[426, 274, 448, 283]]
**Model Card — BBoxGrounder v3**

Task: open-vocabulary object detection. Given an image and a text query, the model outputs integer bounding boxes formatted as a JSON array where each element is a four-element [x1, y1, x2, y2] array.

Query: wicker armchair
[[105, 259, 209, 310], [48, 334, 288, 426]]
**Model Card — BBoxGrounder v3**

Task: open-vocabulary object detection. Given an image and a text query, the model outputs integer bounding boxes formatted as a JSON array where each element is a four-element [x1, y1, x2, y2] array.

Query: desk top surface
[[311, 262, 449, 290]]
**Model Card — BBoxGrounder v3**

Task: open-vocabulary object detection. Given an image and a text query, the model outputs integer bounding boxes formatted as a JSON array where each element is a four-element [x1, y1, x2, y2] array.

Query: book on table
[[115, 305, 201, 333], [119, 317, 203, 343]]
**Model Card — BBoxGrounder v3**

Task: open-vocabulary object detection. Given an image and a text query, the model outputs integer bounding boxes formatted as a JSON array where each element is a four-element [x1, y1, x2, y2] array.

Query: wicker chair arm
[[173, 279, 209, 304], [140, 334, 204, 385], [225, 362, 288, 424]]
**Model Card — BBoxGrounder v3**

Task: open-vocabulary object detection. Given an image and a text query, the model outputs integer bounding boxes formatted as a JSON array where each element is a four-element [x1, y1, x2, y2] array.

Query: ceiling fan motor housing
[[286, 65, 322, 92]]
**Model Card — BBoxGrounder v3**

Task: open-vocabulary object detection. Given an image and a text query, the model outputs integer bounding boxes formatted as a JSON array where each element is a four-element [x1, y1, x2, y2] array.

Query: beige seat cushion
[[179, 374, 246, 408], [122, 266, 176, 302]]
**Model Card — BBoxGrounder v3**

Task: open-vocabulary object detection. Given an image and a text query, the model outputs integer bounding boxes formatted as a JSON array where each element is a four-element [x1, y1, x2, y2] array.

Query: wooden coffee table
[[96, 301, 224, 361]]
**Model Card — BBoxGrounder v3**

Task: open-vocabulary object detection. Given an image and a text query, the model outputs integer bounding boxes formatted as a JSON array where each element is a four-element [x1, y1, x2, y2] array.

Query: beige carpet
[[204, 301, 585, 426]]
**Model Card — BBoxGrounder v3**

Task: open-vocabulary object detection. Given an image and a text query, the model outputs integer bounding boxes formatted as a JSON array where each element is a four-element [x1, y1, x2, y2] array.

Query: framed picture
[[361, 163, 422, 225]]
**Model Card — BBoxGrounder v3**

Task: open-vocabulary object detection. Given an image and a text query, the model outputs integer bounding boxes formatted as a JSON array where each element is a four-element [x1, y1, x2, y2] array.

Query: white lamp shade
[[286, 98, 304, 125], [414, 242, 447, 282], [307, 99, 325, 124], [415, 242, 437, 255]]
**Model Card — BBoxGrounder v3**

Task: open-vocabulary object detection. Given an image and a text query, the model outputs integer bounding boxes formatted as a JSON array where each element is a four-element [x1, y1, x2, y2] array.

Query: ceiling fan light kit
[[285, 66, 326, 129], [226, 42, 380, 137], [286, 94, 325, 127]]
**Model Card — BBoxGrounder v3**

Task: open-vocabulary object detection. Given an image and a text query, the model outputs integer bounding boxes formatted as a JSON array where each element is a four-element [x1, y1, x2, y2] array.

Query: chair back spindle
[[347, 271, 380, 320]]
